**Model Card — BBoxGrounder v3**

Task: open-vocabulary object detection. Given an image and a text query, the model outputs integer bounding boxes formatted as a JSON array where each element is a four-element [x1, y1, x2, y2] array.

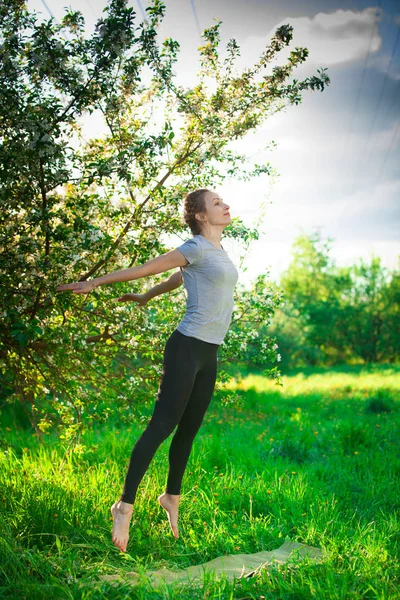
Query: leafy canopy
[[0, 0, 330, 438]]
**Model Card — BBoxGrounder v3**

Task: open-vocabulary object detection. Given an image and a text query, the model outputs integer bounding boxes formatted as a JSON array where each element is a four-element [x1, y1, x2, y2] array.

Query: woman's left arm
[[118, 270, 183, 304]]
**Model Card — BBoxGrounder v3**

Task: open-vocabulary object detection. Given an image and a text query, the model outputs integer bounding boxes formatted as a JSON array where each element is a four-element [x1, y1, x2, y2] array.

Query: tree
[[0, 0, 331, 438], [270, 232, 399, 367], [345, 256, 399, 363]]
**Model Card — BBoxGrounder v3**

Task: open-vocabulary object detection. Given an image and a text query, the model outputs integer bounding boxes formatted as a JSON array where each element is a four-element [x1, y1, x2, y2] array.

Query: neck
[[198, 228, 224, 243]]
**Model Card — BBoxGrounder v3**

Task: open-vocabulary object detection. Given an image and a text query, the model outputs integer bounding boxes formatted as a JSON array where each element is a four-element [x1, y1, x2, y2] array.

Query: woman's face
[[201, 190, 231, 227]]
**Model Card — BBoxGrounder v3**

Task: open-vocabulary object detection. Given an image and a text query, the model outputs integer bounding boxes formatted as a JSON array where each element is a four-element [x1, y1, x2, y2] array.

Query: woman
[[56, 189, 238, 552]]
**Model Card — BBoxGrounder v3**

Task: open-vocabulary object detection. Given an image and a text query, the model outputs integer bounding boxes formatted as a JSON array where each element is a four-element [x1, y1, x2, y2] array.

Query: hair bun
[[183, 189, 209, 235]]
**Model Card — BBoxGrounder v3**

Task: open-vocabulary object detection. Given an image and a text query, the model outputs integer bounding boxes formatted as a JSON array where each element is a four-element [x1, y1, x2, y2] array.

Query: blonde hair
[[182, 188, 210, 235]]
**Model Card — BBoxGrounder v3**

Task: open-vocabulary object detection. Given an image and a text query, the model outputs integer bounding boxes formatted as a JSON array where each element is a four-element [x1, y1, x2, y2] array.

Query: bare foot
[[157, 492, 180, 538], [110, 500, 134, 552]]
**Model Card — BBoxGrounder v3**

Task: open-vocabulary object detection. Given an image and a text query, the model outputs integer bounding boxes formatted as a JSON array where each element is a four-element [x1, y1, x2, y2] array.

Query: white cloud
[[367, 52, 400, 81], [233, 7, 382, 75]]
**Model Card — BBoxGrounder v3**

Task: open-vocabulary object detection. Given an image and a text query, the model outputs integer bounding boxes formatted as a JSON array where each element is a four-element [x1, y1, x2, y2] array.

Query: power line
[[84, 0, 99, 21], [372, 117, 400, 189], [136, 0, 147, 22], [189, 0, 203, 41], [334, 1, 382, 229], [40, 0, 57, 21], [336, 1, 382, 201], [348, 24, 400, 196]]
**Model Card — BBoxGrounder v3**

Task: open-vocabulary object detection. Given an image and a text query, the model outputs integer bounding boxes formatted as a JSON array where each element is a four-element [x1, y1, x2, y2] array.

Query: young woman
[[56, 189, 238, 552]]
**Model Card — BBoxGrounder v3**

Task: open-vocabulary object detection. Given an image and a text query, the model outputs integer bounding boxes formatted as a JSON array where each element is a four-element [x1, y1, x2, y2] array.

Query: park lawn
[[0, 363, 399, 599]]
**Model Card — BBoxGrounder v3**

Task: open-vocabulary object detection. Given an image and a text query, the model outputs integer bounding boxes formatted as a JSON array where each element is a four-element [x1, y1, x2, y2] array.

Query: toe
[[116, 540, 124, 551]]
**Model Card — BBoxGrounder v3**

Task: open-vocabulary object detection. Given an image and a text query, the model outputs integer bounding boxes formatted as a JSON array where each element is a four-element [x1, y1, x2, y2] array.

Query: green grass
[[1, 363, 399, 599]]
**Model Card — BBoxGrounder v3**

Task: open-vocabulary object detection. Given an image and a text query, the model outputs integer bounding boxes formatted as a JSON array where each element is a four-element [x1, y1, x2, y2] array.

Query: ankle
[[117, 500, 134, 513], [165, 492, 180, 500]]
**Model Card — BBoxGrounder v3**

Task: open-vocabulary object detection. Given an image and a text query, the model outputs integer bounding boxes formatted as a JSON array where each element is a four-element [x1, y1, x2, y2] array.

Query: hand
[[117, 293, 148, 306], [56, 280, 98, 294]]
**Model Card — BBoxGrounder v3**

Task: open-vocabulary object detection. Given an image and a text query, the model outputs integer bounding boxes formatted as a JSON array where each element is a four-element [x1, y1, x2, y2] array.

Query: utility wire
[[84, 0, 99, 21], [336, 1, 382, 201], [373, 117, 400, 189], [348, 24, 400, 196], [189, 0, 203, 41], [334, 1, 382, 228], [137, 0, 147, 22], [40, 0, 57, 21]]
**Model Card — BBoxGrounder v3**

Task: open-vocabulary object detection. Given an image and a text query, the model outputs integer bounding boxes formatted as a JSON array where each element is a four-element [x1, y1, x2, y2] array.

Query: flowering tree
[[0, 0, 330, 439]]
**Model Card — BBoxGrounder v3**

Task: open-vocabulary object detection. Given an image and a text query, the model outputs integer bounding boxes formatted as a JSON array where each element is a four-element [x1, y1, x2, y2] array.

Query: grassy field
[[1, 363, 399, 599]]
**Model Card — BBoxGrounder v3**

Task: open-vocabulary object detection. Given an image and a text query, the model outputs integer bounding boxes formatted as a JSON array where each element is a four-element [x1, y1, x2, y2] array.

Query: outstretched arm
[[56, 249, 188, 295], [118, 270, 183, 305], [145, 269, 183, 301]]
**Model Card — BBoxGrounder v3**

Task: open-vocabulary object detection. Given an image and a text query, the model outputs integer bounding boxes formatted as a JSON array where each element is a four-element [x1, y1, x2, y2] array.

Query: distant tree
[[382, 256, 400, 362], [345, 256, 399, 363], [0, 0, 330, 437], [263, 232, 399, 368]]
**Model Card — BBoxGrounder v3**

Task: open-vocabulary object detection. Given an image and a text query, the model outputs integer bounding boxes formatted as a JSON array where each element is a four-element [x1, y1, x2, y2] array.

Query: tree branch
[[80, 137, 204, 281]]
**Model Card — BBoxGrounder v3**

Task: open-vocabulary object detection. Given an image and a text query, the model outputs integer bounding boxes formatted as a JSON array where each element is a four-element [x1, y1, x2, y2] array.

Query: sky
[[27, 0, 400, 287]]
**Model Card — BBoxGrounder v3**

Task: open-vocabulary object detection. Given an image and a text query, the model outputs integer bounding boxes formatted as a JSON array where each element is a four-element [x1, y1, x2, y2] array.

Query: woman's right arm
[[56, 249, 189, 294]]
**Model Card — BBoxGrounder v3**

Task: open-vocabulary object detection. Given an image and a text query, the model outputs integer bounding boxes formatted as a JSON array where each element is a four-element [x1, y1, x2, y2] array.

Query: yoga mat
[[94, 540, 326, 588]]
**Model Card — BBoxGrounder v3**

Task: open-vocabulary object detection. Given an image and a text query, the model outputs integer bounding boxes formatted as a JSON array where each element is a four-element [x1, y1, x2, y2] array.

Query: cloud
[[368, 53, 400, 81], [308, 8, 381, 43], [234, 7, 383, 76]]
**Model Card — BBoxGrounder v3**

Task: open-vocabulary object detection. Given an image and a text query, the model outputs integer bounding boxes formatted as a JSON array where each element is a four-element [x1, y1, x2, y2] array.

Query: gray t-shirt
[[175, 234, 239, 344]]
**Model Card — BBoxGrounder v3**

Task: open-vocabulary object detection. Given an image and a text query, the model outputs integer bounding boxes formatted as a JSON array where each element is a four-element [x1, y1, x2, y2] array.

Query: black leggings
[[120, 328, 220, 504]]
